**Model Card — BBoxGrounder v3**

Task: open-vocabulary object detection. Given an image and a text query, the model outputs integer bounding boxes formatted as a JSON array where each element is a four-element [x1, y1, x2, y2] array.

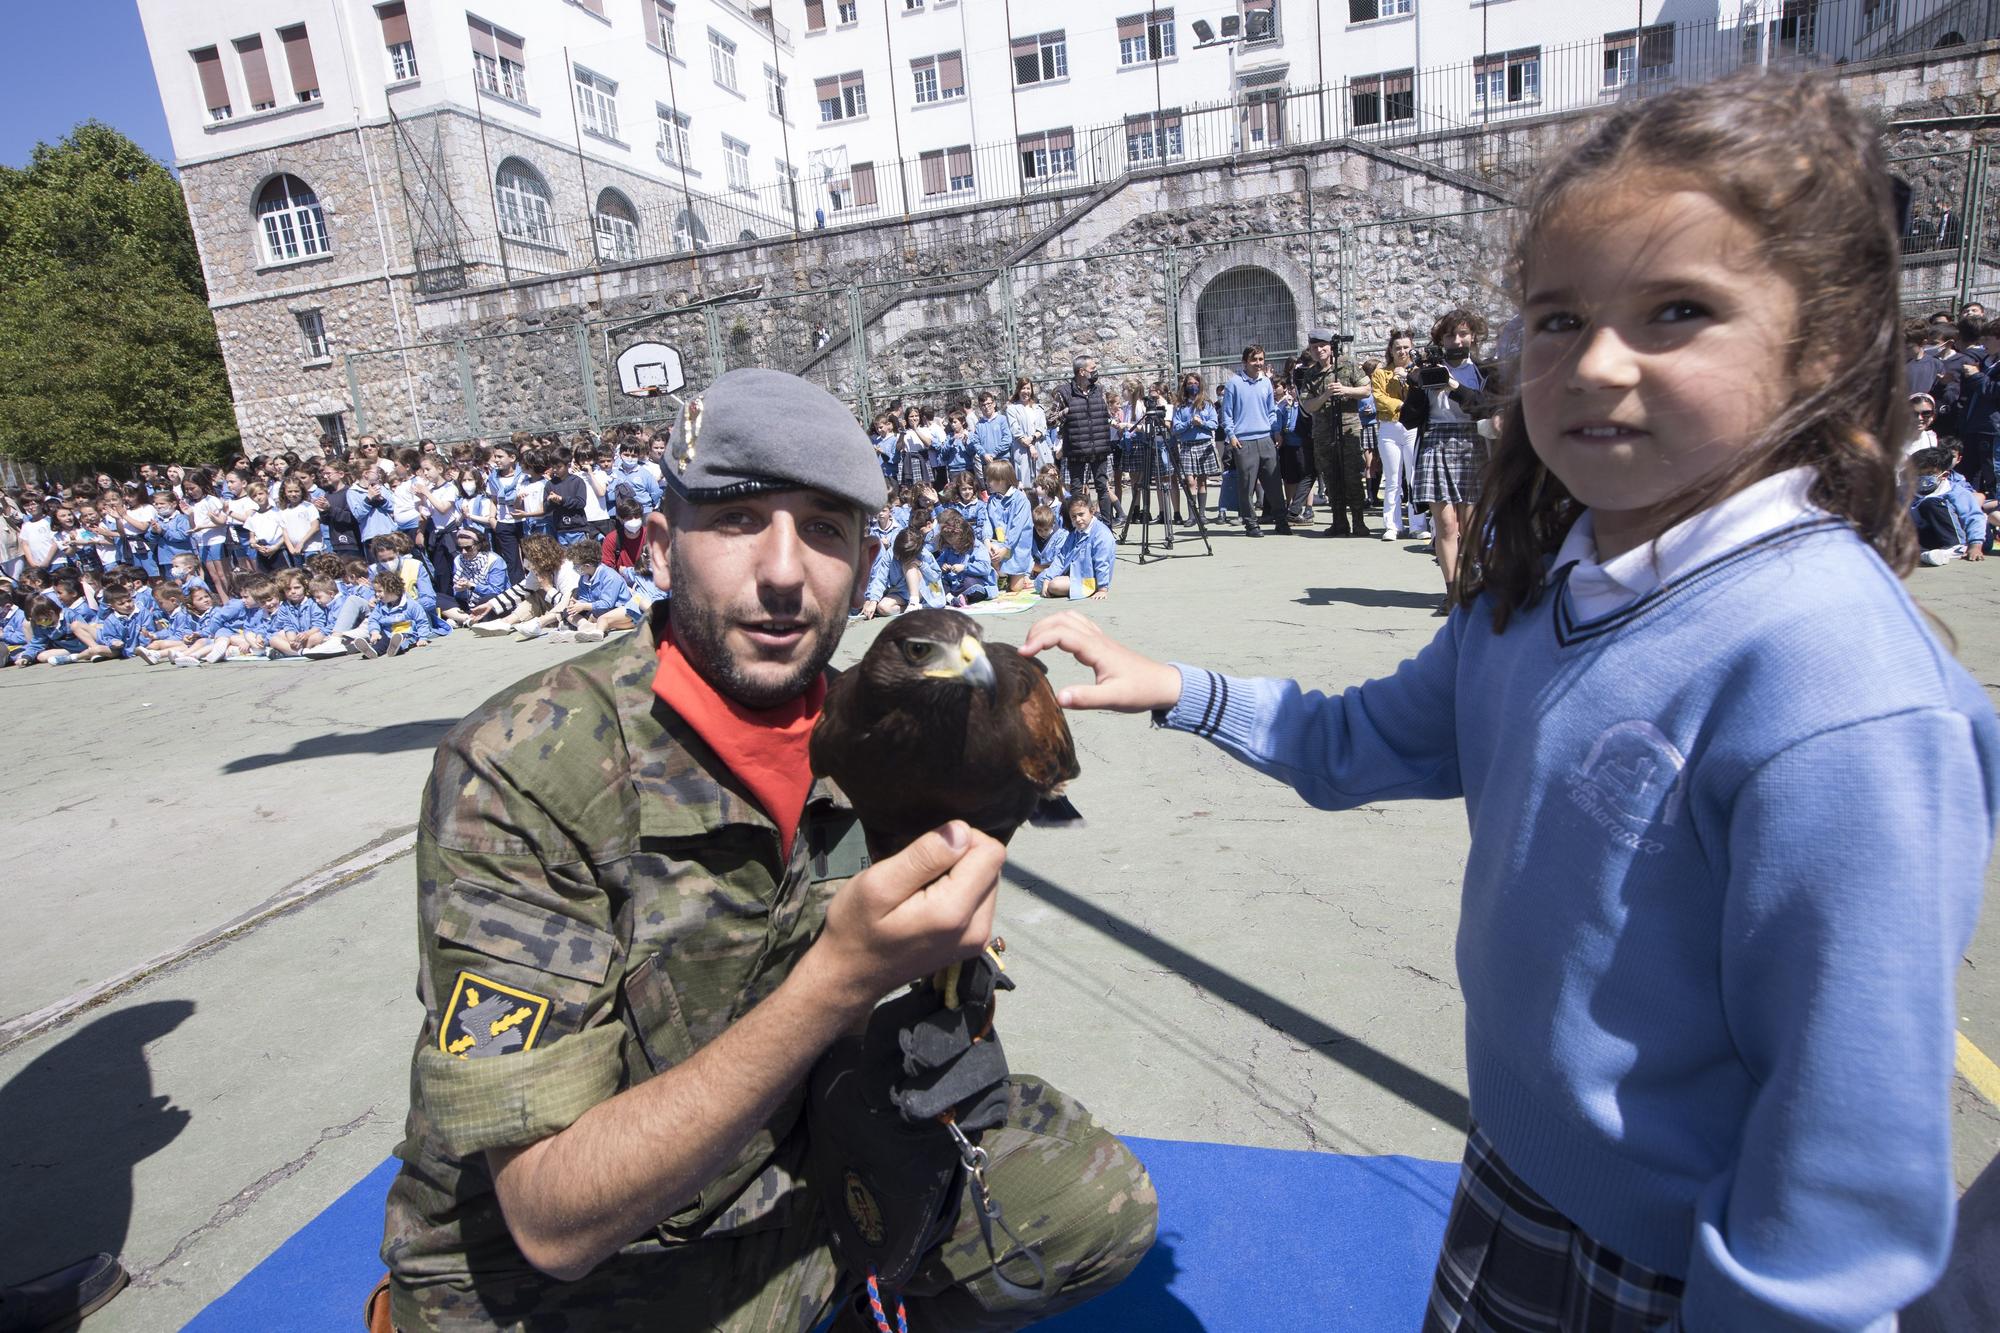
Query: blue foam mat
[[185, 1139, 1457, 1331]]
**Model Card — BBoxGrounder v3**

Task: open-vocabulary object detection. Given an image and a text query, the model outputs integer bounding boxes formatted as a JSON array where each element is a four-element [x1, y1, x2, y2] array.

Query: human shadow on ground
[[1004, 865, 1470, 1133], [0, 1001, 194, 1286], [1296, 587, 1444, 610], [1039, 1235, 1205, 1331], [222, 718, 459, 773]]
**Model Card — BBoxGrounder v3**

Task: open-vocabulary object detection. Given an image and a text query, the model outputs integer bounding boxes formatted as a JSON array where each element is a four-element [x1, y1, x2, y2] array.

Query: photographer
[[1048, 354, 1121, 525], [1408, 308, 1501, 613], [1295, 330, 1374, 536]]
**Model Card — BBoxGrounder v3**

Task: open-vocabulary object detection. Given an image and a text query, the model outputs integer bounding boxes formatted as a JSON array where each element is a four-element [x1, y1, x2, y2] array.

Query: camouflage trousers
[[1313, 432, 1367, 512], [388, 1077, 1157, 1332]]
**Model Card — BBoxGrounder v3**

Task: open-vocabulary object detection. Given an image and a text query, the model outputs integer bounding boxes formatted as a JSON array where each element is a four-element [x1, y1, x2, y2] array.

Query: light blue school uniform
[[982, 488, 1034, 578], [607, 463, 661, 512], [95, 609, 144, 656], [1061, 518, 1116, 598], [155, 509, 195, 571], [2, 605, 29, 659], [574, 564, 630, 615], [160, 607, 198, 642], [971, 415, 1014, 470], [865, 547, 945, 608], [195, 599, 248, 638], [347, 485, 398, 543], [1032, 525, 1069, 573], [365, 594, 434, 647], [938, 540, 996, 602]]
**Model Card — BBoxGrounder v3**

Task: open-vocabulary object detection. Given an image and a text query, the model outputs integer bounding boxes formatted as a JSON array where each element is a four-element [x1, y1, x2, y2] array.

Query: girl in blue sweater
[[1024, 72, 1996, 1332]]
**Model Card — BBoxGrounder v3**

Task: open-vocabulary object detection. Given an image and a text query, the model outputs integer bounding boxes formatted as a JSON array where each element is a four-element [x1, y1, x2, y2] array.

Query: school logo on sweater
[[1565, 721, 1686, 855]]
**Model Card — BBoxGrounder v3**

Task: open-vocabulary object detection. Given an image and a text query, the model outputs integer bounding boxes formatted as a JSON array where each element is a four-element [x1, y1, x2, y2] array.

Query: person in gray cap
[[378, 367, 1156, 1333]]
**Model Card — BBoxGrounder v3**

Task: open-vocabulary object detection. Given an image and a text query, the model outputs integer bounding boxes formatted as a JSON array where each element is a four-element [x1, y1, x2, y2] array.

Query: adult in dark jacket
[[320, 460, 364, 557], [1047, 355, 1121, 524]]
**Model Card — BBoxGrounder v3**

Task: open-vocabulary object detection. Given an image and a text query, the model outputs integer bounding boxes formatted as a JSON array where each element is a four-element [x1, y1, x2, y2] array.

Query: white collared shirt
[[1552, 467, 1822, 621]]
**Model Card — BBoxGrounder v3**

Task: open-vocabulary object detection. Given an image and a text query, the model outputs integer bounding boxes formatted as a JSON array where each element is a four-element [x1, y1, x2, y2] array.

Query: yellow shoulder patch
[[439, 970, 552, 1060]]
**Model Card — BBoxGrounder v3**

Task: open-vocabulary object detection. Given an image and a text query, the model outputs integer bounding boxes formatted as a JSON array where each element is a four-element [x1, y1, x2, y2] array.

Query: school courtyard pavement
[[3, 524, 1998, 1329]]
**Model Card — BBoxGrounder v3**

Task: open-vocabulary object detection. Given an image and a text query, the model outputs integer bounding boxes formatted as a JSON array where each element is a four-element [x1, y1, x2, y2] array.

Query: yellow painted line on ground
[[1960, 1030, 2000, 1108]]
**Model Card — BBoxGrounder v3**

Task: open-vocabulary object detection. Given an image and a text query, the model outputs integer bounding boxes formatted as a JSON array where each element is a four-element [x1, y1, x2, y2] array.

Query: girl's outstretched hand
[[1018, 611, 1182, 713]]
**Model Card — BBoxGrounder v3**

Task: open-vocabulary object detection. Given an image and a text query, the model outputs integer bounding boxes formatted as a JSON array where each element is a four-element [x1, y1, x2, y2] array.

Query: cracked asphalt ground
[[4, 526, 1999, 1329]]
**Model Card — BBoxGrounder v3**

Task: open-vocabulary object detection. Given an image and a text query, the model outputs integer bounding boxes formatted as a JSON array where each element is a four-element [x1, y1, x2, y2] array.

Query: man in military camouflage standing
[[1296, 329, 1374, 537], [379, 369, 1155, 1331]]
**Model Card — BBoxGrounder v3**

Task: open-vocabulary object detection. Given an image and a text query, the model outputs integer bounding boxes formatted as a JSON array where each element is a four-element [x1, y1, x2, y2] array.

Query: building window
[[765, 64, 787, 117], [837, 0, 859, 22], [1347, 0, 1410, 20], [1603, 25, 1673, 88], [829, 161, 878, 212], [1018, 127, 1076, 181], [709, 31, 738, 91], [1118, 11, 1175, 65], [256, 175, 330, 264], [806, 0, 827, 30], [378, 3, 418, 80], [919, 144, 974, 196], [594, 189, 639, 260], [1474, 47, 1541, 107], [1350, 68, 1413, 127], [905, 0, 924, 9], [296, 309, 330, 359], [234, 36, 276, 112], [911, 51, 964, 103], [278, 25, 321, 101], [317, 412, 348, 450], [646, 0, 678, 55], [656, 105, 692, 165], [469, 17, 528, 101], [723, 136, 752, 190], [1011, 31, 1067, 86], [574, 67, 619, 139], [494, 158, 557, 245], [1125, 109, 1183, 164], [1862, 0, 1890, 33], [192, 46, 233, 121], [817, 71, 867, 122], [1241, 0, 1278, 43], [1242, 89, 1283, 146]]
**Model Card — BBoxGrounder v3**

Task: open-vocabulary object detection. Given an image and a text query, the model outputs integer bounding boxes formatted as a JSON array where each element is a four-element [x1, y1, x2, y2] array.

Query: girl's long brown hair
[[1464, 69, 1915, 630]]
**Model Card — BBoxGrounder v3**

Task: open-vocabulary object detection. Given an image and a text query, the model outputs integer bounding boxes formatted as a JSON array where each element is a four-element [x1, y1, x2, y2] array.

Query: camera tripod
[[1116, 416, 1213, 563]]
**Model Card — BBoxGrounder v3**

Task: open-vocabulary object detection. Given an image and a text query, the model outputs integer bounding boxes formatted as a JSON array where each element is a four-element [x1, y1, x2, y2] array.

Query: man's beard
[[667, 543, 847, 709]]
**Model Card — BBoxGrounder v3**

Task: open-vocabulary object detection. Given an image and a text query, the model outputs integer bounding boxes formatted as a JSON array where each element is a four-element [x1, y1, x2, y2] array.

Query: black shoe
[[1274, 521, 1293, 535], [1245, 524, 1265, 538], [0, 1254, 129, 1333], [1324, 514, 1351, 538], [1350, 509, 1373, 538]]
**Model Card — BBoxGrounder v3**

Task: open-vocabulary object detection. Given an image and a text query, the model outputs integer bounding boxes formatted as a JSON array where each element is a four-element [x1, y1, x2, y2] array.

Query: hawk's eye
[[904, 641, 936, 662]]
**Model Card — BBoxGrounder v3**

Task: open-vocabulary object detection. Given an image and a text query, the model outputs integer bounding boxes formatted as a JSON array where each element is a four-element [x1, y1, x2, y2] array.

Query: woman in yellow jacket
[[1370, 330, 1428, 542]]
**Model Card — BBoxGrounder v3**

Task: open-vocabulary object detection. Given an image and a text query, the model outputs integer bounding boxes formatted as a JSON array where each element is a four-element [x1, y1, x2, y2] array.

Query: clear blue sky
[[1, 0, 175, 169]]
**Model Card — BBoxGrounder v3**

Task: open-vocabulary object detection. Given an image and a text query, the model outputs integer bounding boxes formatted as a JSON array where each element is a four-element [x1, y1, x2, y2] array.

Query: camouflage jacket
[[382, 605, 869, 1319], [1296, 356, 1366, 439]]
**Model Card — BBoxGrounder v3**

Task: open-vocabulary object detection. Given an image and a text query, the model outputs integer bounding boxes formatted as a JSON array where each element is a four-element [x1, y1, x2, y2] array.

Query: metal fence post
[[704, 304, 726, 376], [1165, 245, 1181, 372], [455, 339, 482, 439], [1959, 143, 1989, 310], [1337, 221, 1356, 333], [575, 324, 601, 428], [346, 354, 368, 437], [1001, 267, 1019, 389], [848, 284, 868, 419]]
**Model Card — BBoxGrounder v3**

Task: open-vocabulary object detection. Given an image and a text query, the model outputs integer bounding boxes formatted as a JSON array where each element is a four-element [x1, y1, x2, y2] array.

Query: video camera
[[1140, 389, 1170, 431], [1411, 344, 1456, 389]]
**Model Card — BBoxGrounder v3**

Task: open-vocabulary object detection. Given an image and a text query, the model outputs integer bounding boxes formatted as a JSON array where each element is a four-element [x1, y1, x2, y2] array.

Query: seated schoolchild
[[170, 554, 209, 596], [359, 568, 433, 658], [492, 538, 579, 639], [187, 583, 258, 660], [599, 499, 647, 583], [1030, 504, 1068, 581], [139, 584, 200, 663], [935, 510, 996, 607], [1912, 445, 1987, 565], [271, 572, 327, 656], [1038, 495, 1115, 600], [859, 526, 946, 620], [240, 579, 282, 653], [980, 459, 1035, 593], [22, 598, 110, 664], [549, 546, 630, 641], [0, 593, 25, 666], [942, 472, 983, 529], [94, 586, 149, 661], [301, 577, 365, 657], [869, 500, 904, 549], [370, 534, 438, 622]]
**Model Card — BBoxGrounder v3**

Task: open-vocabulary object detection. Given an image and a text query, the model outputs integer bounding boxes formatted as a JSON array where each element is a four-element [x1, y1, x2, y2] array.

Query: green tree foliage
[[0, 122, 237, 468]]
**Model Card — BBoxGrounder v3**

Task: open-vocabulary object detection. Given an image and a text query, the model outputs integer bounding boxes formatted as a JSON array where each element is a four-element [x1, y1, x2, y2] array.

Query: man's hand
[[813, 821, 1005, 1013], [1019, 611, 1181, 712]]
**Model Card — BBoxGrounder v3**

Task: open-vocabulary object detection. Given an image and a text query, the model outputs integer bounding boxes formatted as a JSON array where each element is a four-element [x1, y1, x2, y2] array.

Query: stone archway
[[1176, 244, 1314, 370]]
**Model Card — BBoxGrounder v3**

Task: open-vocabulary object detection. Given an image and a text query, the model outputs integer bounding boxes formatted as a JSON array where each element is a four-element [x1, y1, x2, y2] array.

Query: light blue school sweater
[[1161, 517, 1998, 1330]]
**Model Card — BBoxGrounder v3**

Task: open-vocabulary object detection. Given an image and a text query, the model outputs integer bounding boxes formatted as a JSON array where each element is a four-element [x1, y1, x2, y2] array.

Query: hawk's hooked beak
[[925, 634, 997, 701]]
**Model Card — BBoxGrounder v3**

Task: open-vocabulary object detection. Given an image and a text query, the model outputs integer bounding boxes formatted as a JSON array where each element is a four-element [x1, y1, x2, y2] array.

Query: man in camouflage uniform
[[1297, 329, 1373, 537], [380, 369, 1156, 1331]]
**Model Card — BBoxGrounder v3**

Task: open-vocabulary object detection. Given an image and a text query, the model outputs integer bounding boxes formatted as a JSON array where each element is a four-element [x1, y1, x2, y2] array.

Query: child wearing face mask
[[601, 498, 648, 582]]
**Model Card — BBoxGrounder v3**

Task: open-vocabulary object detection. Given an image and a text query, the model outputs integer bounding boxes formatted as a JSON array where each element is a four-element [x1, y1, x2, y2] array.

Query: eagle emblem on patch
[[439, 970, 551, 1059]]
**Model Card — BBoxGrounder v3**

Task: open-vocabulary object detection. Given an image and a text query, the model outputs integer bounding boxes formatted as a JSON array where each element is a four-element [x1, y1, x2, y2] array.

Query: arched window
[[593, 188, 639, 261], [673, 208, 709, 253], [1195, 266, 1298, 363], [256, 174, 329, 264], [495, 158, 556, 246]]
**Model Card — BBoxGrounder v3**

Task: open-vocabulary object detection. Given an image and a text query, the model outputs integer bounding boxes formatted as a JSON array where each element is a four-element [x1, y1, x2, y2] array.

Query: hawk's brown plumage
[[811, 608, 1080, 859]]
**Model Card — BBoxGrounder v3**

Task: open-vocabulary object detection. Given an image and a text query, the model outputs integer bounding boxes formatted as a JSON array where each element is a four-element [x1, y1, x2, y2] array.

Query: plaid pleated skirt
[[1177, 437, 1223, 477], [1416, 422, 1490, 506], [1424, 1125, 1685, 1333]]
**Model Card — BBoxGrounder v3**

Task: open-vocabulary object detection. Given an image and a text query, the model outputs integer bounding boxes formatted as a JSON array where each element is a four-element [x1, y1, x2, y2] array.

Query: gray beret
[[1305, 328, 1334, 344], [663, 368, 886, 514]]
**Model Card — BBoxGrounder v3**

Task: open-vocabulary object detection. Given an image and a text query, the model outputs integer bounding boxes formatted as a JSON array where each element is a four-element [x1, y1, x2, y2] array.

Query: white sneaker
[[137, 647, 164, 665], [174, 654, 202, 667], [470, 621, 515, 637], [514, 623, 546, 640], [545, 629, 577, 644], [1380, 527, 1400, 542], [573, 625, 605, 642], [46, 652, 74, 666], [1920, 548, 1955, 566]]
